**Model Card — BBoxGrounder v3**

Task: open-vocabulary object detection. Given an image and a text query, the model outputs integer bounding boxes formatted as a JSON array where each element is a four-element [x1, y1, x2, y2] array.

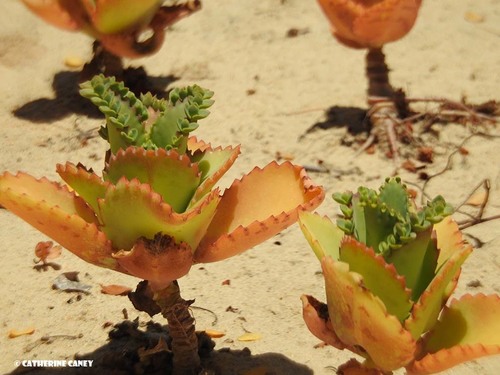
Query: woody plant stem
[[153, 281, 201, 375]]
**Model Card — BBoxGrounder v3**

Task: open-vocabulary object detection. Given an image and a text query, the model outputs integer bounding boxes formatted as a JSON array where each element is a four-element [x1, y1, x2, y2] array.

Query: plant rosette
[[299, 178, 500, 374]]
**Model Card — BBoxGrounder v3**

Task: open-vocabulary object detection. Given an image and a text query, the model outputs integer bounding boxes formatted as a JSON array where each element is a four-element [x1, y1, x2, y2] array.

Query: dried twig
[[454, 179, 490, 213], [420, 133, 478, 204], [191, 306, 218, 326], [454, 179, 495, 229]]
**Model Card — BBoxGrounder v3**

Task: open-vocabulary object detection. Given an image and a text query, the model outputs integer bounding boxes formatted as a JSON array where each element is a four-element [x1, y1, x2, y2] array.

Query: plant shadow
[[12, 69, 179, 124], [300, 105, 369, 140], [8, 319, 313, 375]]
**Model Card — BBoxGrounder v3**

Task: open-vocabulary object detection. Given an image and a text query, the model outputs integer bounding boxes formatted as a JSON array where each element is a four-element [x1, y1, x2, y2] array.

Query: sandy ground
[[1, 0, 499, 374]]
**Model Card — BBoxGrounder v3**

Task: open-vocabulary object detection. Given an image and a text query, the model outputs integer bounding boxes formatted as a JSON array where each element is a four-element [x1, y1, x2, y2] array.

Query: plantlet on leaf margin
[[299, 178, 500, 374], [0, 75, 325, 374]]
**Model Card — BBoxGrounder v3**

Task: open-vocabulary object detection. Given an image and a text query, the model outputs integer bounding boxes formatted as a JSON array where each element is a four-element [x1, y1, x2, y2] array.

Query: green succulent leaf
[[149, 85, 214, 153], [332, 191, 353, 206], [103, 148, 201, 213], [339, 237, 413, 322], [334, 178, 452, 259], [80, 75, 149, 154], [336, 218, 354, 235], [80, 75, 214, 155], [299, 212, 344, 261], [351, 190, 401, 254], [405, 243, 472, 339], [98, 178, 220, 251], [188, 145, 241, 205], [388, 228, 439, 302], [379, 177, 410, 218], [56, 163, 108, 221]]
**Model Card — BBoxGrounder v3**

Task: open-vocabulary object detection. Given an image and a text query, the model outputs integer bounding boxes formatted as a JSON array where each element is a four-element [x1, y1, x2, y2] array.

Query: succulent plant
[[299, 178, 500, 374], [0, 75, 324, 374], [318, 0, 423, 99], [21, 0, 201, 58], [316, 1, 424, 160], [317, 0, 422, 50]]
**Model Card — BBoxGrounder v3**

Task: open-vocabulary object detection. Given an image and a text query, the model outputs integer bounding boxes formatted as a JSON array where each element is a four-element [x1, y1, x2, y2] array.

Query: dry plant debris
[[52, 272, 91, 294], [204, 329, 225, 339], [34, 241, 62, 264], [356, 97, 499, 162], [8, 327, 35, 339], [100, 284, 133, 296], [237, 332, 262, 342]]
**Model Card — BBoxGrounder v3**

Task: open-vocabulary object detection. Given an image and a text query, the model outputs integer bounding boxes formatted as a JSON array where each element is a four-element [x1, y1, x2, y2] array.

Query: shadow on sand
[[8, 319, 313, 375], [12, 70, 179, 124], [300, 105, 369, 139]]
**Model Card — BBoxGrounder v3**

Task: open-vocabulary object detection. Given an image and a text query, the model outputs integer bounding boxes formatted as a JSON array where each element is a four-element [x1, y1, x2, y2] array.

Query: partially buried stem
[[153, 281, 201, 375]]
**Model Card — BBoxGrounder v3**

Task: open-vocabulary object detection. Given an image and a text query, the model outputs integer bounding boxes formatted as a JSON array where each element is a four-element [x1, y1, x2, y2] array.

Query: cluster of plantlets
[[299, 178, 500, 374], [0, 75, 324, 374]]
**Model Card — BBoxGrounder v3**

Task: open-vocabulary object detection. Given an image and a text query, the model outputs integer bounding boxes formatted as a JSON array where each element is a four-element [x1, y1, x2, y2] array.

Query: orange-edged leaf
[[187, 136, 211, 153], [21, 0, 84, 31], [425, 294, 500, 348], [0, 173, 119, 270], [317, 0, 422, 49], [433, 216, 466, 269], [189, 145, 240, 205], [100, 284, 132, 296], [194, 162, 324, 263], [317, 0, 364, 48], [57, 162, 109, 216], [0, 172, 96, 223], [298, 211, 344, 261], [99, 178, 220, 251], [405, 242, 472, 340], [104, 147, 200, 213], [322, 256, 416, 371], [407, 294, 500, 374], [353, 0, 422, 48], [339, 237, 412, 322], [301, 294, 346, 350], [113, 233, 193, 291], [408, 344, 500, 375]]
